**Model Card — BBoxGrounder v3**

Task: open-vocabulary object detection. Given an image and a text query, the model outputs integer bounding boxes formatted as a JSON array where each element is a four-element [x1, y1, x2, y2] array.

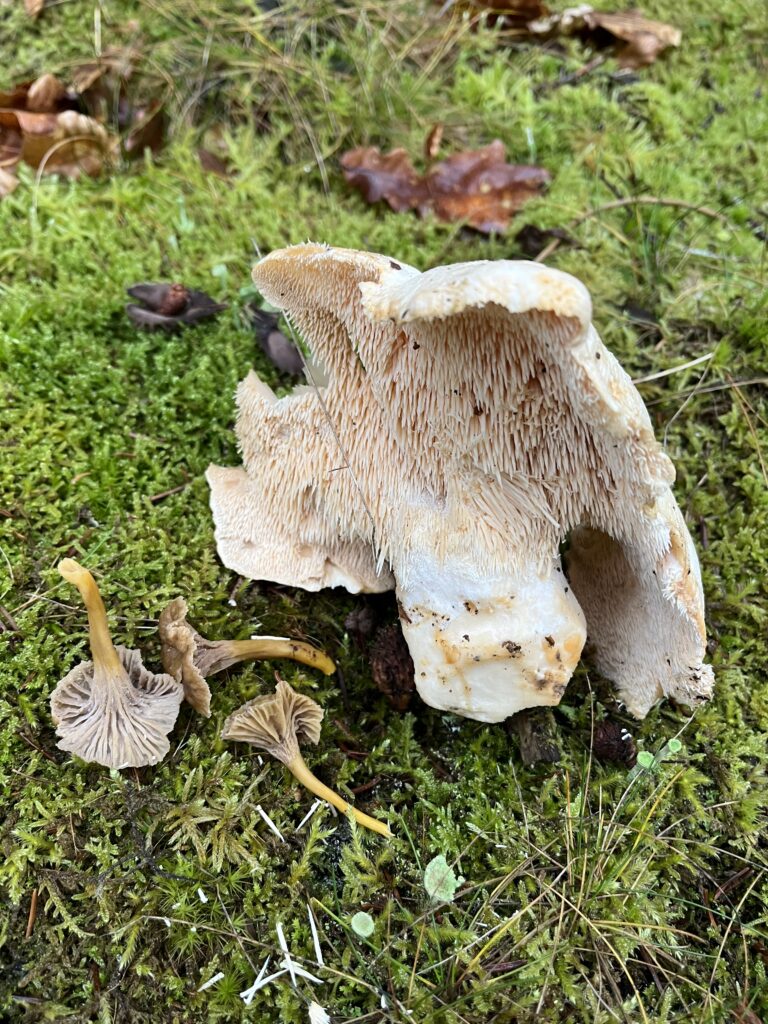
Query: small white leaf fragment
[[281, 959, 322, 984], [424, 855, 464, 903], [350, 911, 374, 938], [309, 1001, 331, 1024], [197, 970, 224, 993], [256, 804, 285, 842], [277, 921, 297, 985], [197, 888, 208, 903], [239, 956, 272, 1006], [296, 798, 322, 831], [308, 903, 324, 966]]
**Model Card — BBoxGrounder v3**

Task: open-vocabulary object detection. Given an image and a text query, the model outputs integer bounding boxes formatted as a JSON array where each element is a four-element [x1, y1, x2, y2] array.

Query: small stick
[[25, 889, 38, 939], [148, 482, 188, 504], [0, 605, 20, 631]]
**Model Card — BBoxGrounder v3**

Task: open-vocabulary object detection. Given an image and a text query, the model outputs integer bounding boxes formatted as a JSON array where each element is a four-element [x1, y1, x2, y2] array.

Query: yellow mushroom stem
[[222, 638, 335, 676], [58, 559, 123, 676], [286, 753, 391, 837]]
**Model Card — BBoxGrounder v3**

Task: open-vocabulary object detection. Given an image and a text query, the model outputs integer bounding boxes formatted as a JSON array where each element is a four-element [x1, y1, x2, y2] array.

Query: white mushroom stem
[[59, 558, 123, 677], [284, 753, 391, 838], [398, 550, 586, 723]]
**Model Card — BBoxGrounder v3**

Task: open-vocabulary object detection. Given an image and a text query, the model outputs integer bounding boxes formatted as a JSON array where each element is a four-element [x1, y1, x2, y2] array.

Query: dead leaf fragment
[[198, 148, 232, 178], [24, 0, 44, 18], [529, 6, 681, 68], [340, 146, 422, 212], [341, 140, 549, 234], [0, 109, 109, 178], [123, 102, 167, 158], [26, 74, 67, 113], [125, 283, 227, 330], [0, 167, 18, 197], [422, 141, 551, 232]]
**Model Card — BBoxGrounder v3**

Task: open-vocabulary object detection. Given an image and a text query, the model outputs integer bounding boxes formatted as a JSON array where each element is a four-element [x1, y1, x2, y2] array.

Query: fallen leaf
[[125, 283, 227, 330], [528, 6, 681, 69], [26, 73, 67, 113], [250, 308, 304, 375], [198, 147, 232, 178], [341, 139, 549, 234], [422, 141, 551, 232], [515, 223, 578, 257], [24, 0, 44, 18], [340, 146, 422, 212], [0, 109, 110, 178]]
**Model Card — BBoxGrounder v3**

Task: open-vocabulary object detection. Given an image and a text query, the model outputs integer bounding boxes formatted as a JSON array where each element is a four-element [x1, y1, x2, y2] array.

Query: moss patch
[[1, 1, 767, 1021]]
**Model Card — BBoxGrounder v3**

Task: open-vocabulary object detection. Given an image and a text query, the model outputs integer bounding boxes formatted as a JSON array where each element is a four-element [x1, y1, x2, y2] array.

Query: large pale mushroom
[[208, 244, 713, 722], [51, 560, 183, 768], [158, 596, 336, 717]]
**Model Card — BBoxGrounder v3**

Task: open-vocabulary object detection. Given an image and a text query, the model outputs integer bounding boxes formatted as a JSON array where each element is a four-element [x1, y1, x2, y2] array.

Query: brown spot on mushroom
[[502, 641, 521, 655]]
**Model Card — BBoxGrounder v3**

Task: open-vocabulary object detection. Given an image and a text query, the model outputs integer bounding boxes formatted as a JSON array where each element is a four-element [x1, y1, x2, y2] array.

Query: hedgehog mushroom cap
[[208, 244, 713, 722]]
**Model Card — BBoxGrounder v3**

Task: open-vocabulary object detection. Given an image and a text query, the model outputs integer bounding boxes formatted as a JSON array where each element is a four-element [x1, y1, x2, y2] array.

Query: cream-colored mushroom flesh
[[52, 560, 183, 767], [208, 244, 713, 721]]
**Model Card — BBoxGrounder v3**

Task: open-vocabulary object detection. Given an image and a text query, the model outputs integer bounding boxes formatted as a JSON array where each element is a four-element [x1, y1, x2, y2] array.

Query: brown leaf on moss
[[529, 7, 681, 69], [341, 139, 549, 234], [198, 147, 233, 178], [24, 0, 45, 18], [0, 109, 110, 178], [340, 146, 422, 213]]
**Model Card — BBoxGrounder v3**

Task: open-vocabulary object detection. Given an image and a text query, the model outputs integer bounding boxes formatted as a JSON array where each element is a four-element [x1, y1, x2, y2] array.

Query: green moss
[[1, 1, 767, 1021]]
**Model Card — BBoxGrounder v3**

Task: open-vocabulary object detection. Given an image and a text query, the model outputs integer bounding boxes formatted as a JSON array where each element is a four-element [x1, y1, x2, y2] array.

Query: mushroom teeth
[[51, 646, 183, 769], [209, 243, 714, 722], [221, 679, 323, 764]]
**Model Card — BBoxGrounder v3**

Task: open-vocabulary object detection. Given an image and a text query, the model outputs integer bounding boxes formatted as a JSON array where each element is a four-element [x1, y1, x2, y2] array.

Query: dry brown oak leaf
[[341, 140, 550, 234]]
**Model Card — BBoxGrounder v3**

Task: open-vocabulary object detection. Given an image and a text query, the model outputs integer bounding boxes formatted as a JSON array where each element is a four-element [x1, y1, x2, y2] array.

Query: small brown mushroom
[[51, 559, 183, 768], [158, 597, 335, 717], [221, 679, 391, 837]]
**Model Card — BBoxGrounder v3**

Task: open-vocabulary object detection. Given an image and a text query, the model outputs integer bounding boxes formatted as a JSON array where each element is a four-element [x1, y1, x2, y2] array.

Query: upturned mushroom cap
[[208, 244, 713, 721], [51, 645, 184, 768], [220, 678, 323, 764], [158, 597, 212, 717]]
